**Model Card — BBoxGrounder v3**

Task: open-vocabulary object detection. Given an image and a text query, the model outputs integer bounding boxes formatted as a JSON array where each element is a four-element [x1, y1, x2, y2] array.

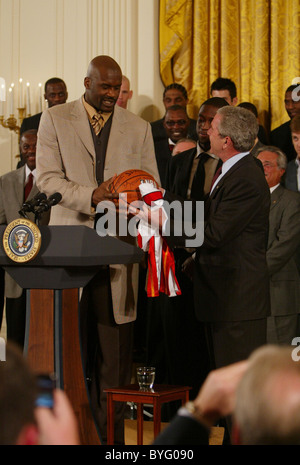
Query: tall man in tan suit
[[36, 55, 160, 444]]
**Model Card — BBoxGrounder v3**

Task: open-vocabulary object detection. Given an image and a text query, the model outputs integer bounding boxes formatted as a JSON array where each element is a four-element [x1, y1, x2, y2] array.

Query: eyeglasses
[[164, 120, 188, 127]]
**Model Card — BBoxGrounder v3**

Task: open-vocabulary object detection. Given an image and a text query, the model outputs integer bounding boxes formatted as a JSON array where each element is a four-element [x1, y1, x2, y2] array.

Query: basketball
[[109, 169, 159, 204]]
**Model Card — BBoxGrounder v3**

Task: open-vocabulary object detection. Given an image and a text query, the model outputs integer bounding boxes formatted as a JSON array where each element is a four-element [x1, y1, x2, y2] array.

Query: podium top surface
[[0, 225, 143, 267]]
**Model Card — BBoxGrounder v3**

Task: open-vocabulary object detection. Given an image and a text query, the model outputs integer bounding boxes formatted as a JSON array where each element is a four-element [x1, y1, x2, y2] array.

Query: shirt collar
[[82, 95, 112, 125], [270, 183, 280, 193], [196, 142, 218, 159], [25, 165, 36, 179]]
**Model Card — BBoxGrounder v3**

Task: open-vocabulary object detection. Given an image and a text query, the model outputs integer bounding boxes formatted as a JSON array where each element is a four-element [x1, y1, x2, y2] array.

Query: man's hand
[[92, 175, 119, 206], [35, 389, 80, 445], [193, 360, 249, 426]]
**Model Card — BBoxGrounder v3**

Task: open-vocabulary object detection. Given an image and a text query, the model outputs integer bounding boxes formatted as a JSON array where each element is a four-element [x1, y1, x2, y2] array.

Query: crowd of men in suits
[[0, 59, 300, 445]]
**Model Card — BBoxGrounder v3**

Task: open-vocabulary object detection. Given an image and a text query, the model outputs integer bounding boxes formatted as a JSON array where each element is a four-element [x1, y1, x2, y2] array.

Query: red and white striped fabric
[[137, 182, 181, 297]]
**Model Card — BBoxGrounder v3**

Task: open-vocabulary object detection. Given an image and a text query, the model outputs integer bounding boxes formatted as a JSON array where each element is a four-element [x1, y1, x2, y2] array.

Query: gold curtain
[[159, 0, 300, 131]]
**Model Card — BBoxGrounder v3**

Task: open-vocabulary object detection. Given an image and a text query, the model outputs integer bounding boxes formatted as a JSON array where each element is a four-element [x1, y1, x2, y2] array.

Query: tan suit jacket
[[0, 166, 49, 298], [36, 97, 160, 324]]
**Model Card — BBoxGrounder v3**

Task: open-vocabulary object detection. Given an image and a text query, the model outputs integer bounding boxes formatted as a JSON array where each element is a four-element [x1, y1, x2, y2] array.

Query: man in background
[[0, 129, 49, 348], [210, 77, 238, 106], [20, 77, 68, 135], [270, 84, 300, 161], [151, 83, 198, 142], [257, 146, 300, 344], [154, 104, 190, 187], [116, 75, 133, 109]]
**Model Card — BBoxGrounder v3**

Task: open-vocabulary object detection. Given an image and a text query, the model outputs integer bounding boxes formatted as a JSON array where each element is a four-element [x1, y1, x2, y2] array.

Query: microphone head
[[34, 192, 47, 202], [48, 192, 62, 206], [21, 192, 47, 211]]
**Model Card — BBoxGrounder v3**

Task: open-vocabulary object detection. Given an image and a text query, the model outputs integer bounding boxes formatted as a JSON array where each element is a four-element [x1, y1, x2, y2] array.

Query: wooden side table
[[104, 384, 191, 445]]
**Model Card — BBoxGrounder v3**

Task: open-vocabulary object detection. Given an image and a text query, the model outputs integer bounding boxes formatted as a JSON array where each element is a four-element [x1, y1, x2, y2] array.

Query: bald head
[[84, 55, 122, 112]]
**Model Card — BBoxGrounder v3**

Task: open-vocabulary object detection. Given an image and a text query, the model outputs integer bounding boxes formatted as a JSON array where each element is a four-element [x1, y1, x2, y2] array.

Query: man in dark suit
[[154, 104, 190, 187], [20, 77, 68, 135], [151, 83, 198, 142], [166, 97, 229, 198], [145, 98, 229, 409], [285, 115, 300, 274], [0, 130, 50, 347], [163, 106, 271, 369], [257, 146, 300, 344], [270, 84, 300, 161]]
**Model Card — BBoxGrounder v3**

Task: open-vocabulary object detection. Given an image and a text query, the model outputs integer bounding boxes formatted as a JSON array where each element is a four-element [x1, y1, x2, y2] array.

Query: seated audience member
[[0, 130, 50, 348], [238, 101, 268, 147], [285, 114, 300, 192], [116, 75, 133, 109], [257, 146, 300, 344], [172, 138, 197, 156], [210, 77, 238, 105], [20, 77, 68, 135], [153, 345, 300, 445], [154, 104, 190, 187], [0, 343, 79, 445], [151, 83, 198, 142], [270, 84, 300, 161]]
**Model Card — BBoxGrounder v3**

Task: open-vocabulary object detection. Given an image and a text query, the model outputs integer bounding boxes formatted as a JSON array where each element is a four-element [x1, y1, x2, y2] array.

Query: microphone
[[35, 192, 62, 215], [19, 192, 47, 216]]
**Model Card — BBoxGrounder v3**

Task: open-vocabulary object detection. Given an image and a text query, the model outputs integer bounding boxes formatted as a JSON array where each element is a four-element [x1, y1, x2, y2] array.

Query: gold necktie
[[91, 113, 104, 136]]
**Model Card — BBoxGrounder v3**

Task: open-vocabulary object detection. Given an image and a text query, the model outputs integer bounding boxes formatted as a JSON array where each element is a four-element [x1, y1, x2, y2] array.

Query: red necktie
[[24, 173, 33, 200], [209, 165, 222, 193]]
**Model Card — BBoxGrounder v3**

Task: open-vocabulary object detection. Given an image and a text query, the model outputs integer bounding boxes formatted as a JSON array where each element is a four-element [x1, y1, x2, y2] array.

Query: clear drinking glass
[[136, 366, 155, 391]]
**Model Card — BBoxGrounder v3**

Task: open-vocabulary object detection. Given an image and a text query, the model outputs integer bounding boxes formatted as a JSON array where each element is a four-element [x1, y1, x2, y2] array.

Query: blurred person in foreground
[[153, 344, 300, 445], [0, 343, 79, 445]]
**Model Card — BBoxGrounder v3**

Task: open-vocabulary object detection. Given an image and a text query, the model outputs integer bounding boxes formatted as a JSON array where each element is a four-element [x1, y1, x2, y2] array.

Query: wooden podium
[[0, 225, 143, 445]]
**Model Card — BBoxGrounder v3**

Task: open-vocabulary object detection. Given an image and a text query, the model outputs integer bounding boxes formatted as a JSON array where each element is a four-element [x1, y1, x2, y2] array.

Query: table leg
[[137, 403, 144, 445], [153, 399, 161, 438], [183, 391, 189, 405], [106, 393, 114, 445]]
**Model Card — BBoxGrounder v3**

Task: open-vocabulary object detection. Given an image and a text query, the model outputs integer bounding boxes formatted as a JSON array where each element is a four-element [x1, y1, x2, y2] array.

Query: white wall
[[0, 0, 165, 175]]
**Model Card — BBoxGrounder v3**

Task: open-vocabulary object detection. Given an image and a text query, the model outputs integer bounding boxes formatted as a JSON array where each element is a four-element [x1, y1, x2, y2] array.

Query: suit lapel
[[70, 98, 96, 160], [270, 184, 284, 210], [14, 166, 26, 207], [209, 154, 252, 199], [105, 106, 126, 168]]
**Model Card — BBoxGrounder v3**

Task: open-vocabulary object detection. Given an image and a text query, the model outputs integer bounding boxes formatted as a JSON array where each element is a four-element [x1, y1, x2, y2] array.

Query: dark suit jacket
[[270, 120, 296, 161], [153, 138, 173, 188], [285, 159, 299, 192], [20, 112, 42, 135], [267, 185, 300, 316], [151, 117, 198, 142], [165, 154, 271, 323], [166, 147, 196, 196], [166, 147, 220, 200]]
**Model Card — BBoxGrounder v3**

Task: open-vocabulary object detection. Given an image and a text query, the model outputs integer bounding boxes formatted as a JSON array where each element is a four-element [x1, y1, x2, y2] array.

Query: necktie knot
[[91, 113, 104, 135]]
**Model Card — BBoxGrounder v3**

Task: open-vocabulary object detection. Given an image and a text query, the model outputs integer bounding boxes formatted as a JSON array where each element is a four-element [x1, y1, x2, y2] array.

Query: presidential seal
[[3, 218, 41, 263]]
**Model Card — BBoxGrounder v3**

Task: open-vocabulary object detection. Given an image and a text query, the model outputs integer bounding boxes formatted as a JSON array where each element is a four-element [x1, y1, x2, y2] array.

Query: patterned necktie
[[191, 152, 210, 200], [24, 172, 33, 200], [91, 113, 104, 136]]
